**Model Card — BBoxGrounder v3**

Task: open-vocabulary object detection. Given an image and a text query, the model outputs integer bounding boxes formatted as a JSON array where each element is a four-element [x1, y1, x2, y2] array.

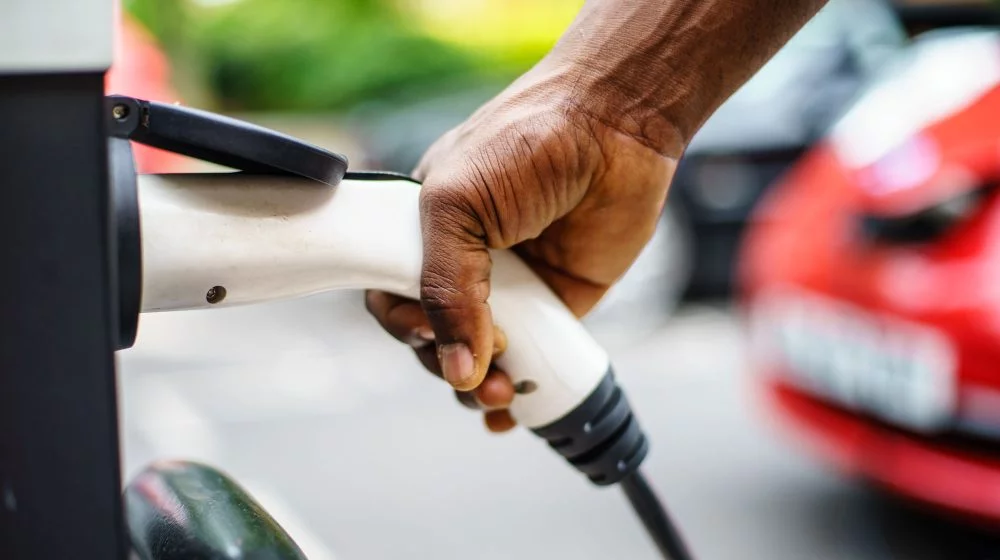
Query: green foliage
[[125, 0, 532, 112]]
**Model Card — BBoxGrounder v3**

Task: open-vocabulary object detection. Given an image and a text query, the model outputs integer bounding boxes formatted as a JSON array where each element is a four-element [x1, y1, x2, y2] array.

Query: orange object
[[105, 11, 189, 173]]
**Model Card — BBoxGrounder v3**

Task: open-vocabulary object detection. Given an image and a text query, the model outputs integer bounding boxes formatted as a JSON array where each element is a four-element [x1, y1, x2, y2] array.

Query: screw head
[[112, 104, 129, 121], [206, 285, 227, 304]]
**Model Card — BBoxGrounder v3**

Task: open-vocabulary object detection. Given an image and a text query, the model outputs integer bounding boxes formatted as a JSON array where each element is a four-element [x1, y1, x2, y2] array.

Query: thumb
[[419, 183, 495, 392]]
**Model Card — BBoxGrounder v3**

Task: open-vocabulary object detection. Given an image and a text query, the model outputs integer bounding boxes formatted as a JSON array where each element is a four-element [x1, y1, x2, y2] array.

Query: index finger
[[364, 290, 435, 348]]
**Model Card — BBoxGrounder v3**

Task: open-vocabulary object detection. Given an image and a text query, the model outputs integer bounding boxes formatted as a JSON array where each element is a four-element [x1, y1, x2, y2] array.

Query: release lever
[[105, 94, 349, 185]]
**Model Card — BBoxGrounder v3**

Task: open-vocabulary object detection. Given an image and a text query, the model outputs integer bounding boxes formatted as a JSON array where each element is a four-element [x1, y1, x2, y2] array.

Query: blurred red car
[[741, 28, 1000, 523]]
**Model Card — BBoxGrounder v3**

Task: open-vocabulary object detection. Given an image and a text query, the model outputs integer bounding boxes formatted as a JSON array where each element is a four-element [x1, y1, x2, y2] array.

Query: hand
[[365, 64, 678, 432]]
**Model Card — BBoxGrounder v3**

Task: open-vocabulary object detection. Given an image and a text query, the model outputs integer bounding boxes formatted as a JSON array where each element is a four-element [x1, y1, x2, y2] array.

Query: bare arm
[[533, 0, 828, 156]]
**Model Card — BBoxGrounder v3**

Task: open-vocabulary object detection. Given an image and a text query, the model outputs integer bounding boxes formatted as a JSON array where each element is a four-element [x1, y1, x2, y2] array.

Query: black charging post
[[0, 3, 128, 559]]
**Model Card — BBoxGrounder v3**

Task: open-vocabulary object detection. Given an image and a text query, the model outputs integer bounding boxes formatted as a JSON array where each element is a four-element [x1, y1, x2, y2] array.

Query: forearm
[[539, 0, 827, 157]]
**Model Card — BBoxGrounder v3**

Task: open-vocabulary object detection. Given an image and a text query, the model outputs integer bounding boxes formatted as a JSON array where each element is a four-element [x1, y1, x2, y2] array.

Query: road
[[117, 294, 1000, 560]]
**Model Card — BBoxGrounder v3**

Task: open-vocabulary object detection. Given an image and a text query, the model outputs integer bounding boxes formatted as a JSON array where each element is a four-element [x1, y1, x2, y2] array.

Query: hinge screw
[[112, 104, 129, 121]]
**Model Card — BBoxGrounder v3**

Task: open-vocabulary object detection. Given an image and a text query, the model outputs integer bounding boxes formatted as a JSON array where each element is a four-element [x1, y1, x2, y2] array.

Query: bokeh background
[[119, 0, 585, 173], [113, 1, 1000, 558]]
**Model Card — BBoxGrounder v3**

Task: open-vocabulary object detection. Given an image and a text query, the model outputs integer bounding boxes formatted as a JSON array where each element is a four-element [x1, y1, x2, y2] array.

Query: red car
[[740, 28, 1000, 524]]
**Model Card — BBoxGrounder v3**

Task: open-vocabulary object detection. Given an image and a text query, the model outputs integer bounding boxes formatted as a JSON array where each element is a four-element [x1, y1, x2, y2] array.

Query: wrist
[[539, 53, 691, 160], [533, 13, 705, 160]]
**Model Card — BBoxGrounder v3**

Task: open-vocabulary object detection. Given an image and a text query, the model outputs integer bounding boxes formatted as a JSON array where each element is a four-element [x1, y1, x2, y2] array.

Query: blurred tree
[[125, 0, 557, 112], [401, 0, 583, 67]]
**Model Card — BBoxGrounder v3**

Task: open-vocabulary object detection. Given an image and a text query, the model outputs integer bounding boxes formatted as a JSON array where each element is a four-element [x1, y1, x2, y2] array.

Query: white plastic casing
[[137, 174, 610, 428]]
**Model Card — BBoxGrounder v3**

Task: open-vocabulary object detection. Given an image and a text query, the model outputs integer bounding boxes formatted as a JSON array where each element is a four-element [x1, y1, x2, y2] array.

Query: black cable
[[620, 470, 695, 560]]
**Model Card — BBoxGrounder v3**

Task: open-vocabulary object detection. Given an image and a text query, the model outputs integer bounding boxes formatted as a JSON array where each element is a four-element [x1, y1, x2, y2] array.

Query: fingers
[[419, 185, 495, 392], [452, 368, 514, 410], [366, 289, 507, 380], [364, 291, 435, 348], [366, 287, 516, 433], [475, 368, 515, 408], [456, 369, 517, 434], [484, 410, 517, 433], [419, 328, 505, 381]]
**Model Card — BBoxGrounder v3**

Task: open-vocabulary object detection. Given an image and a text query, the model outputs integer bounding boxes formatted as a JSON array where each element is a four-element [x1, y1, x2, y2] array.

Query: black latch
[[105, 94, 349, 186]]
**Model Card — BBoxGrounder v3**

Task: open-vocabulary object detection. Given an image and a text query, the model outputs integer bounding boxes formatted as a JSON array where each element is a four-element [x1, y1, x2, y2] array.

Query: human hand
[[365, 64, 678, 432]]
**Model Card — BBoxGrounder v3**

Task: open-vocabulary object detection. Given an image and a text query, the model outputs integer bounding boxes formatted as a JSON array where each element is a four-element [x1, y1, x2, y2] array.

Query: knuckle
[[420, 183, 470, 215], [421, 185, 485, 238], [419, 277, 467, 311], [420, 265, 491, 307]]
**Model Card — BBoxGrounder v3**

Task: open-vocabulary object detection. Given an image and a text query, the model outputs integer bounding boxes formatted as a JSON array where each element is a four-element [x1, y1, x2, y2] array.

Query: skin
[[366, 0, 828, 432]]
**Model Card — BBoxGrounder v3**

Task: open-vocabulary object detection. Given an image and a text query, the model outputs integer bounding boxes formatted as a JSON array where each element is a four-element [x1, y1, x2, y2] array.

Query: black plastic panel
[[533, 370, 648, 486], [0, 72, 127, 560]]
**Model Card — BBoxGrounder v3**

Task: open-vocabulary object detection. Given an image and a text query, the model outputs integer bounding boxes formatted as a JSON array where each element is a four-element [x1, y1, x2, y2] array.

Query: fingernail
[[439, 343, 475, 388], [417, 326, 435, 342], [406, 326, 436, 349]]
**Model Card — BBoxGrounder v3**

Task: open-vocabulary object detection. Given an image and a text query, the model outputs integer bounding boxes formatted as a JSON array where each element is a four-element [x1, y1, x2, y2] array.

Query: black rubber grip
[[532, 370, 648, 486]]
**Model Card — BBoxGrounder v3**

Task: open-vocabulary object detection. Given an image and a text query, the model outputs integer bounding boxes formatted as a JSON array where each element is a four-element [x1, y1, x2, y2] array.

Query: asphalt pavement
[[117, 294, 1000, 560]]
